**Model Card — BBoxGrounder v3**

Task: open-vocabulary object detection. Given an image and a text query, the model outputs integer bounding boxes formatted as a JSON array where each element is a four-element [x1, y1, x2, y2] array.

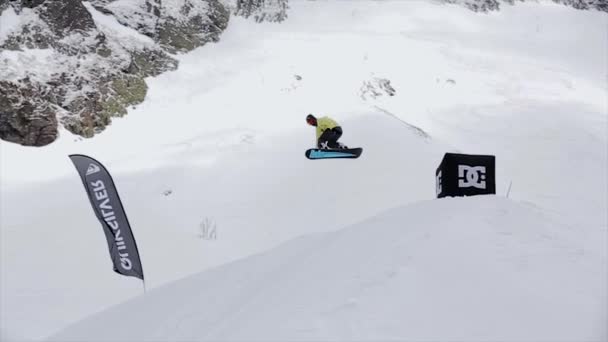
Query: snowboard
[[305, 147, 363, 160]]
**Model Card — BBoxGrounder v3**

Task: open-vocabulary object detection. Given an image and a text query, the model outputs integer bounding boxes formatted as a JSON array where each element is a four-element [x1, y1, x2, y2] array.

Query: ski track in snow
[[0, 0, 606, 340]]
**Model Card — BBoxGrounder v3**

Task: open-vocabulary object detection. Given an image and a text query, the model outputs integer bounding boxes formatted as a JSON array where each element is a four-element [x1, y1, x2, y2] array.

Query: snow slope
[[1, 0, 606, 340], [52, 196, 607, 341], [1, 112, 449, 340]]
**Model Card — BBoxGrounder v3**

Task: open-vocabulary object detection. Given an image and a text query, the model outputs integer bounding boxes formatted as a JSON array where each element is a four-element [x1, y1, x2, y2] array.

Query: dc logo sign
[[458, 165, 486, 189], [436, 153, 495, 198], [436, 170, 442, 195]]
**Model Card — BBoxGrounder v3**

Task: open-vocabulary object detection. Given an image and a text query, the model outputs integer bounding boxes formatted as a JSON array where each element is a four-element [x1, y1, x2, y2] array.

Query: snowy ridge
[[51, 196, 607, 341]]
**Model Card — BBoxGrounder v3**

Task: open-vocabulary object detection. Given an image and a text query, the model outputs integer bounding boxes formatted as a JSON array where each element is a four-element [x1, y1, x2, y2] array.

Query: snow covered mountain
[[0, 0, 605, 146], [1, 0, 606, 341], [0, 0, 228, 146]]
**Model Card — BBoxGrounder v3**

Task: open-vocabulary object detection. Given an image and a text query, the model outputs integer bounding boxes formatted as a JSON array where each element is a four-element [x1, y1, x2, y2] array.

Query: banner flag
[[69, 154, 144, 280]]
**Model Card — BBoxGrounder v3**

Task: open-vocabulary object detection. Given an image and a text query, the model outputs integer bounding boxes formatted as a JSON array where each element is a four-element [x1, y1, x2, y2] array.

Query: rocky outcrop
[[443, 0, 607, 12], [0, 80, 58, 146], [0, 0, 9, 12], [89, 0, 229, 53], [235, 0, 288, 23], [37, 0, 97, 37], [554, 0, 608, 12], [443, 0, 502, 12], [157, 0, 229, 52], [0, 0, 229, 147], [128, 48, 179, 77], [60, 73, 149, 137]]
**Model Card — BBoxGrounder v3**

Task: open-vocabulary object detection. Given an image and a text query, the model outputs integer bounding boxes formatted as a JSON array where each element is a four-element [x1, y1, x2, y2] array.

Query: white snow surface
[[0, 48, 57, 83], [1, 0, 607, 341], [51, 196, 607, 341], [0, 6, 21, 44]]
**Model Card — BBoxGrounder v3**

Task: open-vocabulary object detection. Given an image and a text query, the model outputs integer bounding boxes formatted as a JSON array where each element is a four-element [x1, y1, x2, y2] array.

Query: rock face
[[90, 0, 229, 53], [0, 0, 229, 147], [0, 79, 58, 146], [442, 0, 607, 12], [554, 0, 608, 12], [235, 0, 288, 23], [443, 0, 502, 12], [38, 0, 98, 36]]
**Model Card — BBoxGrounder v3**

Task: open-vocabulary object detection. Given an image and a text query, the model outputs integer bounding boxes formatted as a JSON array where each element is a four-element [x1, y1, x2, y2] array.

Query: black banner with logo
[[69, 154, 144, 280], [436, 153, 496, 198]]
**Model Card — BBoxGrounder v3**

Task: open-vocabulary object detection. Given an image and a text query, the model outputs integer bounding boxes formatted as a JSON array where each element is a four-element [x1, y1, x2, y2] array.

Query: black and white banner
[[69, 154, 144, 280]]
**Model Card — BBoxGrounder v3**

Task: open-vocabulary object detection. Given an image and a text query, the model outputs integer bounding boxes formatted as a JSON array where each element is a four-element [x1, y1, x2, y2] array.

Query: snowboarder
[[306, 114, 348, 149]]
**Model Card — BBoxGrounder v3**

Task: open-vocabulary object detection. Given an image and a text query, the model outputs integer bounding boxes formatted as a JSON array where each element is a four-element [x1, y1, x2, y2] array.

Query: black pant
[[318, 126, 343, 149]]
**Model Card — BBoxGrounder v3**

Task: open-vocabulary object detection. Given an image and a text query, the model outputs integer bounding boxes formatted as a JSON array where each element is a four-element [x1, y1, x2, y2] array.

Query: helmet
[[306, 114, 317, 126]]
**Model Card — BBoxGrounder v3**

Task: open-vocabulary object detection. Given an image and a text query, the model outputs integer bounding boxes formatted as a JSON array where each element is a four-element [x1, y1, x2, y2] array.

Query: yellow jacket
[[316, 116, 339, 139]]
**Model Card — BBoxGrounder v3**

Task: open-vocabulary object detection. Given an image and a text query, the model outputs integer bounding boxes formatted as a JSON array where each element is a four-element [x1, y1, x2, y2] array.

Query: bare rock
[[0, 80, 58, 146], [37, 0, 97, 37], [235, 0, 288, 23]]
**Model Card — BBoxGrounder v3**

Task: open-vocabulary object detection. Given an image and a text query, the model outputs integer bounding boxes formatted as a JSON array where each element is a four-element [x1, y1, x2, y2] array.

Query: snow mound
[[51, 196, 607, 341]]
